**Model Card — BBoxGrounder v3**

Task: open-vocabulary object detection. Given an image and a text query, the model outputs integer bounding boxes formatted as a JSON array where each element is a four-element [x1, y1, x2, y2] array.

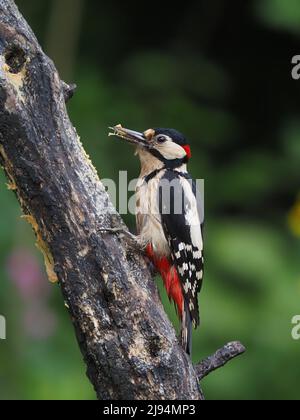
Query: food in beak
[[108, 124, 127, 139], [108, 124, 149, 147]]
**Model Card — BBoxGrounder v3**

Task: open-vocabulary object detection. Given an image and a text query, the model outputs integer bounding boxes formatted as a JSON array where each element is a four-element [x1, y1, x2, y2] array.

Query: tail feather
[[181, 300, 192, 356], [146, 245, 193, 355]]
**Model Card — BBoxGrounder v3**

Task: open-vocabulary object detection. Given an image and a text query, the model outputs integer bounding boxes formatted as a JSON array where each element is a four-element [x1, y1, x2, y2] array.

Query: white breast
[[136, 175, 170, 257]]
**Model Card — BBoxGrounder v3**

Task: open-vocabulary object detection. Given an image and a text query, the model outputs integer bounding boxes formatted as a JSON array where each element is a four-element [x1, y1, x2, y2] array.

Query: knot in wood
[[5, 44, 26, 74]]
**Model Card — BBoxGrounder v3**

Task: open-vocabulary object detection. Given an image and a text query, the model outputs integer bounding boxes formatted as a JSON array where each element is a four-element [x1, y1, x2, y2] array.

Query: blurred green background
[[1, 0, 300, 400]]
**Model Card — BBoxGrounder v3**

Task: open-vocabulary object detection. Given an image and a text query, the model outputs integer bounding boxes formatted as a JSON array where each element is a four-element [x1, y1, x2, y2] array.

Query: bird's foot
[[147, 260, 158, 277], [99, 227, 145, 253]]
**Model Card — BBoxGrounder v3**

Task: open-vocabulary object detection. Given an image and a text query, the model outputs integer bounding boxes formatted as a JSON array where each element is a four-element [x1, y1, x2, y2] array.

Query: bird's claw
[[99, 227, 145, 253]]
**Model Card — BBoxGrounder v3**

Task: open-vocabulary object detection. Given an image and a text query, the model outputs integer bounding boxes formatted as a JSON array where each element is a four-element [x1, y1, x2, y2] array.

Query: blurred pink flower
[[6, 248, 50, 301], [23, 303, 57, 339]]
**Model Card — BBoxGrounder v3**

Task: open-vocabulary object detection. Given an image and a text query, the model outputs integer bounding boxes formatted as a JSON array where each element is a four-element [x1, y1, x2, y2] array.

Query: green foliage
[[0, 0, 300, 400], [255, 0, 300, 34]]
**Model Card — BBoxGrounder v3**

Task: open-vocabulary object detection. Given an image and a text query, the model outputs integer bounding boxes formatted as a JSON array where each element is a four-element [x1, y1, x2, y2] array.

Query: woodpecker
[[109, 125, 204, 355]]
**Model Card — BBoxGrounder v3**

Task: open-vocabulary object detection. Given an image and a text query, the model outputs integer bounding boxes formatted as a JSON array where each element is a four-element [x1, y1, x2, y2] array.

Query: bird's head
[[109, 125, 191, 169]]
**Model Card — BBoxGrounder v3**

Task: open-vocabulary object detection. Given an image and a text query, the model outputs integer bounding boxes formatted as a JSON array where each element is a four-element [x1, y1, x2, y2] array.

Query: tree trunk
[[0, 0, 203, 400]]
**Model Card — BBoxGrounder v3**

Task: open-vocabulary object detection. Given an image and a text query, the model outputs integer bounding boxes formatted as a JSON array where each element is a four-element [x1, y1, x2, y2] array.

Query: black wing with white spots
[[158, 170, 204, 334]]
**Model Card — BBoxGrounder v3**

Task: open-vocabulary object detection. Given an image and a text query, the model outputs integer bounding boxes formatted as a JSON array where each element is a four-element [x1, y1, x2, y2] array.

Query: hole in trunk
[[5, 45, 26, 74]]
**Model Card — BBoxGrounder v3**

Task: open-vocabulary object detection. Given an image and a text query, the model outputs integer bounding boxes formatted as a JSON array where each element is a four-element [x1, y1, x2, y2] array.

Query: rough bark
[[0, 0, 245, 401], [195, 342, 246, 381], [0, 0, 202, 400]]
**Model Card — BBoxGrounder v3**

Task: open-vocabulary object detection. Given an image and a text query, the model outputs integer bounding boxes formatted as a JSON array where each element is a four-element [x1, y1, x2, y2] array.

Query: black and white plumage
[[109, 125, 204, 356], [159, 169, 204, 351]]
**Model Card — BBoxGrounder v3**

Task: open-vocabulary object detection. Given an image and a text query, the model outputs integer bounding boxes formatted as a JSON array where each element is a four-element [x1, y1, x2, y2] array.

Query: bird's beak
[[109, 125, 150, 148]]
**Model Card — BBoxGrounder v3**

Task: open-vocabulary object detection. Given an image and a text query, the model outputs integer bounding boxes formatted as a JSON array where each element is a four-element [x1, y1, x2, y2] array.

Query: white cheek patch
[[158, 140, 186, 160]]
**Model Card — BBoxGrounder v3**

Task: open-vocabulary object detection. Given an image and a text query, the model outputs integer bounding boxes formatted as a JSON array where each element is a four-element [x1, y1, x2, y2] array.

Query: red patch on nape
[[182, 145, 192, 159]]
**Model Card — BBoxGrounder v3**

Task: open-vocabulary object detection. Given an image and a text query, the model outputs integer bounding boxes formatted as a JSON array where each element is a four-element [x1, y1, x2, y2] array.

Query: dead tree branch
[[0, 0, 245, 400], [195, 342, 246, 381]]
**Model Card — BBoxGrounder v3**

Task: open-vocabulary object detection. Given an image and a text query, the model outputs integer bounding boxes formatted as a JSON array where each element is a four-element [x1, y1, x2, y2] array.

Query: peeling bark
[[0, 0, 203, 400]]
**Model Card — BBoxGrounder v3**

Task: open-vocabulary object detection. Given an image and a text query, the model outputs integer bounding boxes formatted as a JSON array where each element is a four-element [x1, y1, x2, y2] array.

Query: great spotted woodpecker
[[109, 125, 204, 356]]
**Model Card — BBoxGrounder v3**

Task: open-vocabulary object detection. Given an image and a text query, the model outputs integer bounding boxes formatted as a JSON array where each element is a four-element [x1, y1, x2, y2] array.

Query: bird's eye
[[157, 136, 167, 143]]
